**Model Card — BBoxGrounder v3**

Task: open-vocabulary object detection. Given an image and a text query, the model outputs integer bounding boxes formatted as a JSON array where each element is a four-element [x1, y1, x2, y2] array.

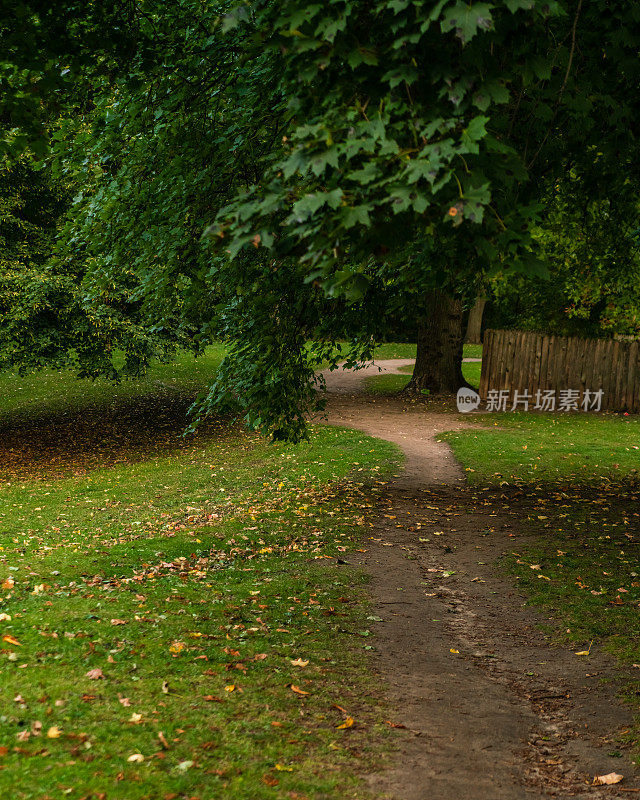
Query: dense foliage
[[1, 0, 639, 437]]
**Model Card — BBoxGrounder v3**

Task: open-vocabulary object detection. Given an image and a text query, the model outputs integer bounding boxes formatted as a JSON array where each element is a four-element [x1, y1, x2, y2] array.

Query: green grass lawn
[[443, 412, 640, 484], [364, 358, 481, 394], [0, 346, 226, 420], [371, 343, 481, 362], [445, 411, 640, 735], [0, 352, 403, 798]]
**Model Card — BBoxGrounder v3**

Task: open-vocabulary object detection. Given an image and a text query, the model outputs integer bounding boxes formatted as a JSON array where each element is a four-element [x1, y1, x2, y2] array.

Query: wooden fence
[[479, 329, 640, 413]]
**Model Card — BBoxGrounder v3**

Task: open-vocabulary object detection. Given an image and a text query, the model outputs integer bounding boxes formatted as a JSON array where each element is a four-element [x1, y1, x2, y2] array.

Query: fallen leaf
[[110, 619, 127, 626], [129, 712, 143, 724], [450, 648, 460, 654], [275, 764, 294, 772], [0, 746, 8, 756], [593, 773, 623, 786], [176, 760, 193, 771], [161, 681, 169, 694], [337, 717, 354, 729], [0, 613, 11, 622], [289, 685, 309, 696], [16, 731, 30, 742], [118, 695, 131, 707], [2, 634, 21, 646], [290, 658, 309, 667], [2, 577, 14, 590], [47, 726, 62, 739], [158, 731, 170, 749], [127, 753, 144, 763], [86, 668, 104, 680]]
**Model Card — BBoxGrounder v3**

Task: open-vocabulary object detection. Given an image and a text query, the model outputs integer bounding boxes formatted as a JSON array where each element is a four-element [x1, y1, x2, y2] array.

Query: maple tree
[[2, 1, 640, 437]]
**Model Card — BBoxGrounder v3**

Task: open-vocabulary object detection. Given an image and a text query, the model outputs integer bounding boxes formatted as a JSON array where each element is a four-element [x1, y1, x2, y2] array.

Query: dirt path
[[322, 361, 639, 799]]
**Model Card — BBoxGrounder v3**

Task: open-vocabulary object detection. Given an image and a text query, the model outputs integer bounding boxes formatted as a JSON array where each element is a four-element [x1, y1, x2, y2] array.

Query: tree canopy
[[1, 0, 639, 438]]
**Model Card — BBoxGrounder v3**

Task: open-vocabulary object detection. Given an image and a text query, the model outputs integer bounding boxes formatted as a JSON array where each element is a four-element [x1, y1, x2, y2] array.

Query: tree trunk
[[405, 291, 465, 394], [464, 295, 487, 344]]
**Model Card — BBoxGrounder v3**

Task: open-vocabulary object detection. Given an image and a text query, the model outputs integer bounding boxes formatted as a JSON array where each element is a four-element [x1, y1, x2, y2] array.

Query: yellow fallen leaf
[[337, 717, 354, 729], [290, 658, 309, 667], [2, 634, 21, 646], [224, 684, 236, 692], [169, 641, 186, 654], [127, 753, 144, 763], [46, 726, 62, 739], [450, 648, 459, 654], [275, 764, 294, 772], [575, 640, 593, 657], [593, 772, 623, 786], [2, 578, 14, 590], [129, 712, 143, 724]]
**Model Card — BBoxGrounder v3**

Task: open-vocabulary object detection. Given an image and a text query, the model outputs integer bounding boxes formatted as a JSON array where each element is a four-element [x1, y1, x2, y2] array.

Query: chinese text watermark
[[457, 387, 604, 414]]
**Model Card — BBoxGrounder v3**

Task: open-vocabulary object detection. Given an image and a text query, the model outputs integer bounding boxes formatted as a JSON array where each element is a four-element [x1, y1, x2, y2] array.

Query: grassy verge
[[444, 411, 640, 746], [442, 412, 640, 485], [0, 422, 401, 798]]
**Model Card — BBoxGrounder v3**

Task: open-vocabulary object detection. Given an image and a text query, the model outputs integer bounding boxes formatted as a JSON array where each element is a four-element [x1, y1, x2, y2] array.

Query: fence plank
[[481, 329, 640, 413]]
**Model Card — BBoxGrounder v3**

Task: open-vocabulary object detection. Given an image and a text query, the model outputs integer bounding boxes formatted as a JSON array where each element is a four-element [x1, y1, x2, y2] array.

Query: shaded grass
[[0, 346, 225, 421], [0, 423, 401, 798]]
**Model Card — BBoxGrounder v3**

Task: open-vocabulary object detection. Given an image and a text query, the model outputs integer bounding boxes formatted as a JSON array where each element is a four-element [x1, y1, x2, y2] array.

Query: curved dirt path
[[321, 361, 639, 800], [323, 359, 472, 488]]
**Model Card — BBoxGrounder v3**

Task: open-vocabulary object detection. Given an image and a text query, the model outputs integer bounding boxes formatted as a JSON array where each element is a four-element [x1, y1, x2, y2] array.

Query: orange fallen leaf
[[2, 634, 21, 646], [0, 746, 8, 756], [337, 716, 354, 729], [289, 685, 309, 696], [593, 773, 623, 786], [2, 578, 14, 590], [158, 731, 170, 749]]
